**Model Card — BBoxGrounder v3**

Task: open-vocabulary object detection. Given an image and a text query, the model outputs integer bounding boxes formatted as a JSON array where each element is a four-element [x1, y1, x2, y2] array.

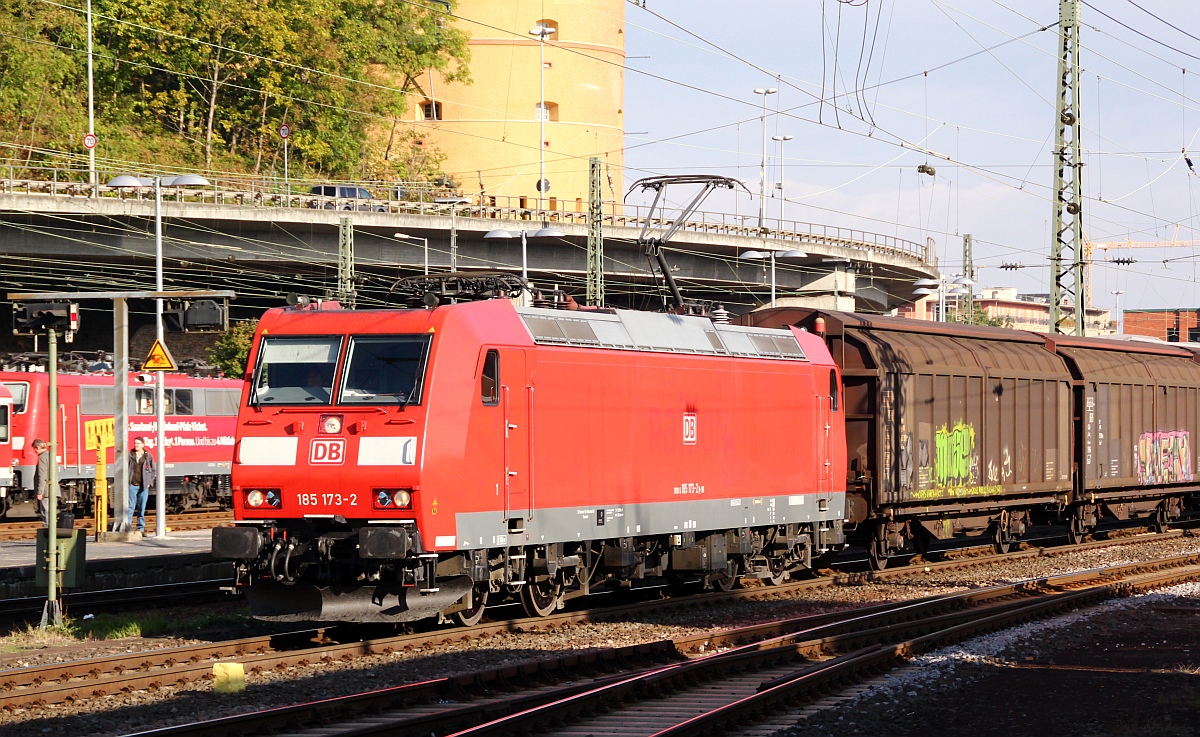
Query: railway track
[[93, 551, 1200, 737], [0, 511, 232, 541], [0, 528, 1189, 715]]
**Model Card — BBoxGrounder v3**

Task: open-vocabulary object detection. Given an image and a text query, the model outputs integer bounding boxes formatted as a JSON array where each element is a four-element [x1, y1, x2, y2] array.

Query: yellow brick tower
[[417, 0, 625, 211]]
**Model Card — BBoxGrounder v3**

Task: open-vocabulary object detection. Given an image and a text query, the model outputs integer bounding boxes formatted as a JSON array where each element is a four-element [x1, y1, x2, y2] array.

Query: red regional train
[[213, 294, 848, 624], [0, 371, 241, 517]]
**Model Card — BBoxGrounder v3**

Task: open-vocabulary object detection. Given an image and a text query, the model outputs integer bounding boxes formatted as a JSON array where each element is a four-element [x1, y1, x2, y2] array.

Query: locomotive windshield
[[339, 335, 432, 405], [250, 336, 341, 405]]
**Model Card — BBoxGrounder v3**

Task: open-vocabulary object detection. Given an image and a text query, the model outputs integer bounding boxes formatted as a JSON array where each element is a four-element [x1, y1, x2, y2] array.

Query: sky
[[617, 0, 1200, 312]]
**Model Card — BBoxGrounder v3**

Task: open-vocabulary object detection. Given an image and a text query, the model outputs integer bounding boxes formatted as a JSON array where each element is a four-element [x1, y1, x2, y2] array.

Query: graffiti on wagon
[[1135, 430, 1193, 485]]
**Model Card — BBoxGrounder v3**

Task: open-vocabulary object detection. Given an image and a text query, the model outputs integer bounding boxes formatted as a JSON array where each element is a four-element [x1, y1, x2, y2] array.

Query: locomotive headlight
[[245, 489, 266, 508], [373, 489, 413, 509], [320, 414, 343, 434], [265, 489, 282, 508]]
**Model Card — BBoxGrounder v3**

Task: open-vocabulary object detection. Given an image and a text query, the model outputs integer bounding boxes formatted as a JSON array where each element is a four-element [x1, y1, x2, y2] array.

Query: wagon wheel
[[1150, 505, 1170, 534], [521, 577, 561, 617], [1066, 510, 1087, 545], [991, 524, 1011, 555], [867, 527, 889, 571], [451, 584, 489, 627]]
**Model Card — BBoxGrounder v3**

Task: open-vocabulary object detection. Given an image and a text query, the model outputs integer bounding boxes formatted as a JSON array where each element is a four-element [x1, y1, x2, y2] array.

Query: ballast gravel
[[2, 534, 1199, 737]]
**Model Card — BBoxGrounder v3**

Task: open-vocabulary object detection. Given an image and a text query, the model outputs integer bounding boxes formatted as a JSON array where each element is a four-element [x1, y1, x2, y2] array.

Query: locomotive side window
[[481, 350, 499, 405], [0, 405, 8, 441], [251, 336, 341, 405], [2, 382, 28, 413], [81, 386, 113, 415], [830, 369, 840, 412], [173, 389, 194, 415], [339, 335, 432, 405], [206, 388, 241, 416], [135, 388, 155, 415]]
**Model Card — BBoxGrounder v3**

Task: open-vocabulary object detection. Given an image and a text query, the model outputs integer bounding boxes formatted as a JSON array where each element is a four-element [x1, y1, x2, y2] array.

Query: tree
[[949, 303, 1012, 328], [208, 320, 258, 378]]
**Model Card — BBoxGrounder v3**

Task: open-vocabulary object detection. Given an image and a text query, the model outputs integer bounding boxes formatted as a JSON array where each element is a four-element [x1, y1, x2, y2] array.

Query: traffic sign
[[536, 178, 550, 193], [142, 339, 177, 371], [84, 418, 115, 451], [83, 133, 97, 150], [279, 123, 290, 140]]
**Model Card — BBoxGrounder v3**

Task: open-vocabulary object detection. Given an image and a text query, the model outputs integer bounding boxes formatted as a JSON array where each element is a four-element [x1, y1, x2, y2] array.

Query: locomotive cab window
[[251, 336, 342, 405], [135, 388, 154, 415], [830, 369, 839, 412], [339, 335, 432, 405], [0, 405, 9, 442], [481, 350, 499, 405], [172, 389, 194, 415], [3, 382, 28, 413]]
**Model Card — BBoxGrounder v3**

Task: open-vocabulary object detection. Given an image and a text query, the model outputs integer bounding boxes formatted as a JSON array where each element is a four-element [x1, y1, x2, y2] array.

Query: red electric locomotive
[[0, 371, 241, 517], [214, 290, 847, 624]]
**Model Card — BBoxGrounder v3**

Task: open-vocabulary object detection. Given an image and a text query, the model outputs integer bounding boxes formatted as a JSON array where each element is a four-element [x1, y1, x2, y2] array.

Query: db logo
[[310, 438, 346, 465], [682, 412, 697, 445]]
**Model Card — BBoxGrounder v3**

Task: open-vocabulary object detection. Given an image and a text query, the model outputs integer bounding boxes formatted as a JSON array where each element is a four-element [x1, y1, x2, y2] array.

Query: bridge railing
[[0, 159, 933, 266]]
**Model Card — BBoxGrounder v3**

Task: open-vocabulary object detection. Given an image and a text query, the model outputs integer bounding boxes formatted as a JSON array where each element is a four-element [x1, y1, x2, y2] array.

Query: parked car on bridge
[[307, 185, 387, 212]]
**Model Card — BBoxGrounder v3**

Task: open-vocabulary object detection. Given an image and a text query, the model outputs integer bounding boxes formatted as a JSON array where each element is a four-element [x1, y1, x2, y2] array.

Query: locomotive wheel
[[451, 585, 489, 627], [991, 525, 1011, 555], [711, 563, 740, 592], [1151, 506, 1170, 534], [1066, 511, 1087, 545], [763, 557, 790, 586], [521, 578, 561, 617]]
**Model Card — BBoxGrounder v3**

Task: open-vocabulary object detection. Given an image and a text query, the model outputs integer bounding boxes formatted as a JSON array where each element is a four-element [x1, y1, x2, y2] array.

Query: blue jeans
[[128, 485, 149, 532]]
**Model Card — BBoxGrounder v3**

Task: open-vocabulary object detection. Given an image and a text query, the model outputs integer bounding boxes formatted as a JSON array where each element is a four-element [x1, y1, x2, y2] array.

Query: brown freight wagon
[[739, 308, 1200, 567], [1050, 335, 1200, 540]]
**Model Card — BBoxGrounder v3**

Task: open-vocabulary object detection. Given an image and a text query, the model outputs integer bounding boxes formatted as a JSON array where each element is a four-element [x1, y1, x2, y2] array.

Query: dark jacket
[[127, 449, 157, 490], [33, 449, 50, 494]]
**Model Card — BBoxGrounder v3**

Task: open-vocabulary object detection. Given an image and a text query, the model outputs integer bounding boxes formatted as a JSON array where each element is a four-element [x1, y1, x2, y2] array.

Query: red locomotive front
[[216, 293, 847, 623]]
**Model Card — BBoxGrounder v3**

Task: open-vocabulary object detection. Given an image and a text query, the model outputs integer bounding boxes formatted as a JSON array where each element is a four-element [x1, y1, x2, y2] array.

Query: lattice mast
[[586, 157, 605, 307], [1050, 0, 1086, 335]]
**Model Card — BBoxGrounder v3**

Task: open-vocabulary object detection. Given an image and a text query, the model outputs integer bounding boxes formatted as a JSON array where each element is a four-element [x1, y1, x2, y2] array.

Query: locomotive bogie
[[221, 300, 848, 623]]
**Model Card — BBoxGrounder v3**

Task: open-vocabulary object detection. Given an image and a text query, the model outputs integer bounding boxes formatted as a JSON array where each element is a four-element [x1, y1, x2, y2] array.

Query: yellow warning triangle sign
[[143, 339, 178, 371]]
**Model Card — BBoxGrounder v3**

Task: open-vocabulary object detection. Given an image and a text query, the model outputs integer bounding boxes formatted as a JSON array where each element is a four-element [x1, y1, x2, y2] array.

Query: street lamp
[[530, 22, 556, 212], [484, 225, 564, 281], [741, 248, 807, 307], [1111, 290, 1125, 335], [86, 0, 96, 196], [913, 274, 970, 322], [753, 87, 778, 229], [106, 172, 210, 538], [771, 133, 793, 227], [393, 232, 430, 275]]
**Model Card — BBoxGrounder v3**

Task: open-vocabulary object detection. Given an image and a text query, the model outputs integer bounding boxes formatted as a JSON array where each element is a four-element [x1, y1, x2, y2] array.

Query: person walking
[[32, 439, 50, 527], [127, 437, 156, 534]]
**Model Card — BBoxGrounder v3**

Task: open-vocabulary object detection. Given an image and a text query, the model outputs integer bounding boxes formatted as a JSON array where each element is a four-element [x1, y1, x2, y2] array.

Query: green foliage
[[949, 303, 1012, 328], [209, 320, 259, 378], [2, 0, 469, 179]]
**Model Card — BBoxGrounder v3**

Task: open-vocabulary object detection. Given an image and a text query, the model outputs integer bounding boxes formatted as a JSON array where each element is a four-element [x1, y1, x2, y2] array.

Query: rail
[[0, 160, 934, 266]]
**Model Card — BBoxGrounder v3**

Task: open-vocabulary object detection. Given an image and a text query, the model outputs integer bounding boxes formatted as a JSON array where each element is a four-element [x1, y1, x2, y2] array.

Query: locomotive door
[[501, 350, 530, 520], [817, 370, 833, 494]]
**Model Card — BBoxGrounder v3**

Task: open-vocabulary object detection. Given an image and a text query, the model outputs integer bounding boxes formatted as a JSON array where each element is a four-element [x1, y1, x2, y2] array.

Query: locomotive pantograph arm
[[628, 175, 747, 311]]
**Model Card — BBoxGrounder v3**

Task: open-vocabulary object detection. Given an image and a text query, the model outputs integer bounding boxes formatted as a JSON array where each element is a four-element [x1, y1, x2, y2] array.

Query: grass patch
[[0, 608, 257, 651]]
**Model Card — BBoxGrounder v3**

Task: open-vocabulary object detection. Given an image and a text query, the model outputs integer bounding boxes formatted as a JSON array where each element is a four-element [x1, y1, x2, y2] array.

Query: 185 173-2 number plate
[[297, 493, 358, 506]]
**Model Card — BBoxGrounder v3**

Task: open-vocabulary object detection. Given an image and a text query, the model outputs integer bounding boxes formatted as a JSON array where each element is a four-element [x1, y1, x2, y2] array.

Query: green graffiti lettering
[[934, 422, 976, 488]]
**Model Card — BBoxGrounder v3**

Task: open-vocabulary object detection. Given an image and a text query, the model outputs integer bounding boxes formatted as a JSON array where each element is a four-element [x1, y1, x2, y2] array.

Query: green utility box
[[35, 527, 87, 589]]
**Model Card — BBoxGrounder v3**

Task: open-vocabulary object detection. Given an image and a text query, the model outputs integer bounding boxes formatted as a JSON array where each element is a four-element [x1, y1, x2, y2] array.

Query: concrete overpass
[[0, 180, 937, 317]]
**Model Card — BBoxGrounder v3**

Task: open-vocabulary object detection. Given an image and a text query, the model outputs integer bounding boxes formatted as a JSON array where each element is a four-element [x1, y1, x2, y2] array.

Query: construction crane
[[1083, 225, 1200, 307]]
